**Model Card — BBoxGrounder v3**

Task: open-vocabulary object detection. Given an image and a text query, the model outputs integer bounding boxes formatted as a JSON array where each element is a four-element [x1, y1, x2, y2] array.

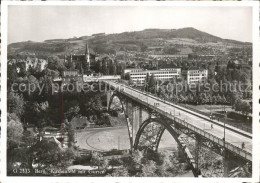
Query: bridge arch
[[133, 118, 182, 151], [133, 117, 198, 175], [107, 92, 151, 151], [108, 92, 126, 113], [107, 92, 134, 149]]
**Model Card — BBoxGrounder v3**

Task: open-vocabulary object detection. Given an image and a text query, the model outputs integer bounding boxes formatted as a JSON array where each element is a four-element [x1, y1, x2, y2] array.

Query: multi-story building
[[60, 70, 83, 85], [124, 68, 143, 75], [187, 67, 208, 84], [126, 68, 181, 86]]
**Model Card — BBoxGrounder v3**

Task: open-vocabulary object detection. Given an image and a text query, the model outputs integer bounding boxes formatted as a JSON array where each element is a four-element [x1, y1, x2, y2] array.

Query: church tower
[[85, 42, 90, 71]]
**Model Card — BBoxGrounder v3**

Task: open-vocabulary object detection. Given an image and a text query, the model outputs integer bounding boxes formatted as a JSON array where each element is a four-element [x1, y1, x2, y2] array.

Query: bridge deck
[[104, 81, 252, 161]]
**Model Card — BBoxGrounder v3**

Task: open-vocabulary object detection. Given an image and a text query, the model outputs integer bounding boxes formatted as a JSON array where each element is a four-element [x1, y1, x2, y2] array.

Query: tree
[[93, 96, 104, 111], [144, 73, 150, 91], [30, 138, 62, 168], [148, 74, 156, 93], [241, 101, 251, 115], [221, 95, 227, 105], [22, 128, 37, 148], [46, 68, 59, 78], [90, 151, 103, 170], [232, 68, 240, 82], [18, 62, 28, 77], [234, 98, 243, 112], [199, 93, 209, 104], [226, 69, 232, 82], [229, 90, 242, 108], [132, 150, 144, 166], [157, 150, 185, 176], [187, 94, 195, 104], [7, 113, 24, 149], [8, 92, 25, 118], [141, 160, 157, 177], [109, 157, 122, 170], [101, 159, 109, 170], [7, 64, 18, 88], [39, 76, 54, 102], [216, 95, 222, 104], [92, 60, 101, 73], [212, 95, 217, 105], [64, 106, 80, 122], [47, 56, 65, 73], [110, 167, 129, 177], [62, 148, 76, 167], [64, 119, 75, 148], [125, 73, 130, 80], [112, 64, 117, 75], [96, 113, 111, 126], [101, 59, 109, 75], [240, 72, 249, 83], [22, 101, 43, 127]]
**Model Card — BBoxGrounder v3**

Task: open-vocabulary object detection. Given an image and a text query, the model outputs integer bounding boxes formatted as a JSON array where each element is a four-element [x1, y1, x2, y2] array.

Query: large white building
[[126, 68, 181, 86], [187, 67, 208, 84], [124, 68, 143, 75]]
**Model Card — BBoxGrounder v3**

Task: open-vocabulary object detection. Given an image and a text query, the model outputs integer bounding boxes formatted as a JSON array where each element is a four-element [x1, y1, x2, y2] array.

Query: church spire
[[86, 42, 90, 70]]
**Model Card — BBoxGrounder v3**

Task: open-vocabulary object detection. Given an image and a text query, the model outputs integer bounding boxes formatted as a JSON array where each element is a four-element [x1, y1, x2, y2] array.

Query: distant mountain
[[104, 27, 250, 44], [8, 27, 251, 57]]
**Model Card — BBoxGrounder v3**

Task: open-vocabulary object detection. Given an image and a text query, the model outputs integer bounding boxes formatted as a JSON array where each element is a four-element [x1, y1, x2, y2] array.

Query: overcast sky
[[8, 5, 252, 44]]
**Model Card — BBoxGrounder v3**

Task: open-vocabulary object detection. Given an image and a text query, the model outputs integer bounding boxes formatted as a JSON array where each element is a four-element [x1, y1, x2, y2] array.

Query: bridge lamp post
[[146, 92, 149, 104], [210, 96, 212, 115], [223, 106, 227, 146], [223, 106, 228, 176]]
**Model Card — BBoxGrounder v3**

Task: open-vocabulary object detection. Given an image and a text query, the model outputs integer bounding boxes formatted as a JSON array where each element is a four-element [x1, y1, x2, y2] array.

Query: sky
[[8, 5, 252, 44]]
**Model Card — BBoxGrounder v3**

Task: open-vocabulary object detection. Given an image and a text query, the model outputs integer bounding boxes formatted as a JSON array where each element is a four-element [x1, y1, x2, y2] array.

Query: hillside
[[8, 27, 251, 57]]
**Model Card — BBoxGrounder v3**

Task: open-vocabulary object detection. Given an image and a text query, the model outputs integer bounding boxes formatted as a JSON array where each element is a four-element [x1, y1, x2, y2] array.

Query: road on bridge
[[106, 81, 252, 153]]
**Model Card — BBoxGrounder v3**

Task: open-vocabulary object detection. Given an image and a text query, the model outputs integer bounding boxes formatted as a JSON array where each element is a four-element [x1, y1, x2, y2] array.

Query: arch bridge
[[104, 80, 252, 177]]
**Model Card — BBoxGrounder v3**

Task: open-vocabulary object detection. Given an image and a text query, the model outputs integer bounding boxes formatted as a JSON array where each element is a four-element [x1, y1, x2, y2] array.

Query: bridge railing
[[158, 104, 252, 162], [173, 117, 251, 161], [108, 82, 252, 161], [176, 103, 252, 133]]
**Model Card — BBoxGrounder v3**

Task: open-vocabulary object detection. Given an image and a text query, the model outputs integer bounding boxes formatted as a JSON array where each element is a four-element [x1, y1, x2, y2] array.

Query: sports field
[[76, 126, 177, 151]]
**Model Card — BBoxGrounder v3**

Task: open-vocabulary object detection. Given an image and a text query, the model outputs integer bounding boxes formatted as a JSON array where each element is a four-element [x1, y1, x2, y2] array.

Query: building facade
[[63, 70, 79, 77], [187, 67, 208, 84], [124, 68, 143, 75], [126, 68, 181, 86]]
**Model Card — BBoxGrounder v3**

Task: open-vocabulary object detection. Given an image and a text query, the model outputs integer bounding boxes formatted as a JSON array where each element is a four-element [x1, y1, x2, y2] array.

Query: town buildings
[[187, 67, 208, 84], [8, 57, 47, 72], [126, 68, 181, 86]]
